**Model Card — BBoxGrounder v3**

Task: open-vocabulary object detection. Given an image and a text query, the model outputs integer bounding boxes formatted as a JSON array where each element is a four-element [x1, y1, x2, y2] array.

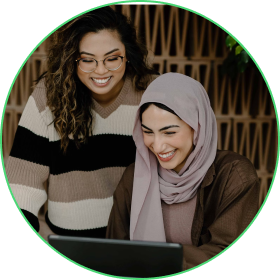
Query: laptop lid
[[48, 235, 183, 277]]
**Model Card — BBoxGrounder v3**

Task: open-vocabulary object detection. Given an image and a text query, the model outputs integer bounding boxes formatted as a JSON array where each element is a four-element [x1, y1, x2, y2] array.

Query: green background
[[0, 0, 280, 279]]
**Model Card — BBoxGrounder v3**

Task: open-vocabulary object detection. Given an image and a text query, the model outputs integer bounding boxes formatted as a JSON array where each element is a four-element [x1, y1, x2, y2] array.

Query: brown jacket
[[106, 150, 260, 270]]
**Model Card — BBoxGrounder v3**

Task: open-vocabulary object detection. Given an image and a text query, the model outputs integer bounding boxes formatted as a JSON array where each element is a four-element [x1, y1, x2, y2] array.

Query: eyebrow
[[141, 124, 179, 132], [79, 48, 120, 57]]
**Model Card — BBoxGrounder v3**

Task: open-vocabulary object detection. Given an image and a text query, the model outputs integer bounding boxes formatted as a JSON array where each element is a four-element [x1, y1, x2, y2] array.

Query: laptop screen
[[48, 235, 183, 277]]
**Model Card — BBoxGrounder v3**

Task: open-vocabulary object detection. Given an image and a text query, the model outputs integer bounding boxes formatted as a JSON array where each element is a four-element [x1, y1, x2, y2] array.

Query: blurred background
[[2, 5, 277, 238]]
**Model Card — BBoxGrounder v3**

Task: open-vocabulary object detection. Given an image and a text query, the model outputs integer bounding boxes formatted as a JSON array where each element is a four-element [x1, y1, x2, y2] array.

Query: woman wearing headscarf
[[106, 73, 260, 270]]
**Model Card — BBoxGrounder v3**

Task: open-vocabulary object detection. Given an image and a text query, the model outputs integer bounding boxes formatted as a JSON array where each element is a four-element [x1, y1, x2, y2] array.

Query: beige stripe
[[5, 156, 49, 191], [18, 96, 49, 138], [48, 167, 126, 202], [19, 95, 60, 142], [48, 196, 113, 230], [31, 79, 48, 113], [10, 183, 48, 217]]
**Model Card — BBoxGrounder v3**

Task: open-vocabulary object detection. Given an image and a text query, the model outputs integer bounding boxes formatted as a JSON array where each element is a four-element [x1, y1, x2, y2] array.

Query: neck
[[173, 144, 195, 173]]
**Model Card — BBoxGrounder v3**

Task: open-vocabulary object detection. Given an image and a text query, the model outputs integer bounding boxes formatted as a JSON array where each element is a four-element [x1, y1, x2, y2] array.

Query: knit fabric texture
[[6, 75, 146, 237]]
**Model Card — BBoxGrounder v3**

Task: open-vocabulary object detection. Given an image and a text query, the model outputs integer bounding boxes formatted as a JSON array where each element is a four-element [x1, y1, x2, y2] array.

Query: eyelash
[[81, 54, 119, 61], [143, 131, 176, 135]]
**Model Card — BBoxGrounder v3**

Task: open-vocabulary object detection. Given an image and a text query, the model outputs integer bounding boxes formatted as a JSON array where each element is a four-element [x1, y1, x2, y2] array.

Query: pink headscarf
[[130, 73, 217, 242]]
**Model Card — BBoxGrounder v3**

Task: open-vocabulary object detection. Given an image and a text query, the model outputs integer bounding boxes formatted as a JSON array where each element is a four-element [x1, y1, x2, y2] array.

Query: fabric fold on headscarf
[[130, 73, 217, 242]]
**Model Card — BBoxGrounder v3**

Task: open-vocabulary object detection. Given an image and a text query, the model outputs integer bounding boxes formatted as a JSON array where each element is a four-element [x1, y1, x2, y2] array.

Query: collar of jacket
[[191, 162, 216, 246]]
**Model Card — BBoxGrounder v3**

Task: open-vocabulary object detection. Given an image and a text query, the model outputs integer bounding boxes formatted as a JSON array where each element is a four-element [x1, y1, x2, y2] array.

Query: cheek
[[77, 68, 86, 81], [116, 63, 126, 76], [170, 136, 185, 149], [180, 132, 194, 153], [173, 133, 193, 150], [143, 134, 152, 148]]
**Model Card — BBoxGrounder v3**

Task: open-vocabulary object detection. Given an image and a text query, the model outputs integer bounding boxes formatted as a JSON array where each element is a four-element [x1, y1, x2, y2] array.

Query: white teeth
[[158, 150, 176, 159], [92, 77, 111, 84]]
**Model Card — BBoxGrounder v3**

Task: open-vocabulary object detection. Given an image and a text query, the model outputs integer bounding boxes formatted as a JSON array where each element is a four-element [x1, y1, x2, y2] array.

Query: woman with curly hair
[[6, 6, 158, 238]]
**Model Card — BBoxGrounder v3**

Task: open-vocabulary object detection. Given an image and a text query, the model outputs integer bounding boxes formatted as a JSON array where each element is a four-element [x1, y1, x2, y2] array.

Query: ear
[[193, 124, 200, 146]]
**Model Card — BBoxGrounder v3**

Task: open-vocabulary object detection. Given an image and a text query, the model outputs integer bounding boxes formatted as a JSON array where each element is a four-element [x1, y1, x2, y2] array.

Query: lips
[[91, 76, 112, 87], [157, 149, 177, 162]]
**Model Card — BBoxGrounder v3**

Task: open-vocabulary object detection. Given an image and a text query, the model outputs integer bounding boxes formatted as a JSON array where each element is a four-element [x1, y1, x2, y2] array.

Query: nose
[[151, 135, 166, 154], [94, 61, 109, 75]]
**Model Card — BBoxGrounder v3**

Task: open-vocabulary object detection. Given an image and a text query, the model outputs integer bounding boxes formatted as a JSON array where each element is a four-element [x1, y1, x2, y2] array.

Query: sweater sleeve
[[5, 82, 50, 232], [182, 176, 260, 270]]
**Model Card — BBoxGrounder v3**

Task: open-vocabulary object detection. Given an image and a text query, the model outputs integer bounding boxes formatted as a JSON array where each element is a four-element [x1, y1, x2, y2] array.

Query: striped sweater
[[6, 75, 153, 237]]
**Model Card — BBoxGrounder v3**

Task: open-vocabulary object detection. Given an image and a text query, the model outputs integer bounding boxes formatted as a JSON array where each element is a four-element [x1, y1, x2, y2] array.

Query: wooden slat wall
[[2, 5, 276, 206]]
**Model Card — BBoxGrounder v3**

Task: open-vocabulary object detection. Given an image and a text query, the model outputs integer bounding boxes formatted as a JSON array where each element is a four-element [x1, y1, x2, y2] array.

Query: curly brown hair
[[40, 6, 157, 153]]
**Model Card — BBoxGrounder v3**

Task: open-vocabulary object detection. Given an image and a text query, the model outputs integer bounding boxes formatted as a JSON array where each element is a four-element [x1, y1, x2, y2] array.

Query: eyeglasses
[[76, 55, 125, 73]]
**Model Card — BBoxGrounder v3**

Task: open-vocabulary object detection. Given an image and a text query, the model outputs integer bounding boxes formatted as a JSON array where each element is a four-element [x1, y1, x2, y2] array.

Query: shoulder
[[21, 78, 53, 128], [145, 74, 160, 88], [212, 150, 259, 194], [30, 78, 48, 113], [115, 163, 135, 195], [123, 74, 160, 106], [122, 163, 135, 188], [214, 150, 258, 183]]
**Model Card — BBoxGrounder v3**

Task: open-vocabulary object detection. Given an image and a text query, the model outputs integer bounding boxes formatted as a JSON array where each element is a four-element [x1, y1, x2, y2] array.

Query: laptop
[[48, 235, 183, 277]]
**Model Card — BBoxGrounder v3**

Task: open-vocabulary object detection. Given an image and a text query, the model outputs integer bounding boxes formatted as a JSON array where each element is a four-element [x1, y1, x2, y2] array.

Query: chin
[[88, 82, 114, 95], [92, 87, 112, 95], [159, 161, 177, 170]]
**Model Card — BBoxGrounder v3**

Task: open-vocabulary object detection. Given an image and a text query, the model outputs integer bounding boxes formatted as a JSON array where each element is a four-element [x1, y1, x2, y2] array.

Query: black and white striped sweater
[[6, 75, 155, 237]]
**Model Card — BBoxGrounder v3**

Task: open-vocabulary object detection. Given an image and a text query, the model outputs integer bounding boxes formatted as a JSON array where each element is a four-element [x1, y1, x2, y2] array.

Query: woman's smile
[[157, 149, 177, 162], [91, 76, 112, 87]]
